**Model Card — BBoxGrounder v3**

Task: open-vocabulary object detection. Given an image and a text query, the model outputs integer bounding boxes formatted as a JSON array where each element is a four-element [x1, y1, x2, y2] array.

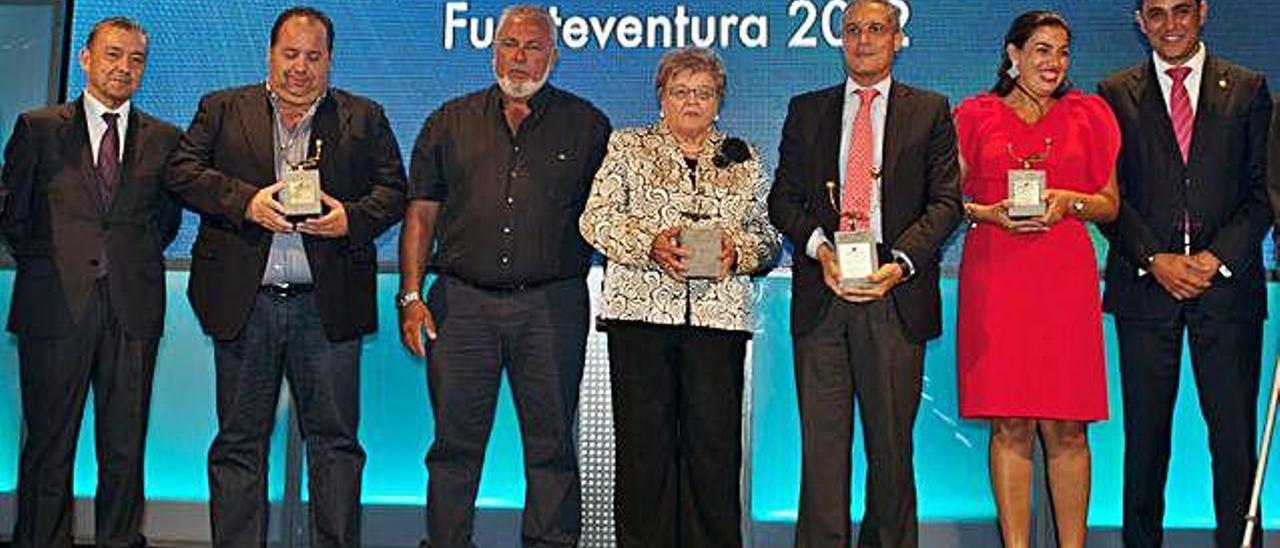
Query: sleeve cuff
[[891, 249, 916, 280], [805, 227, 830, 260]]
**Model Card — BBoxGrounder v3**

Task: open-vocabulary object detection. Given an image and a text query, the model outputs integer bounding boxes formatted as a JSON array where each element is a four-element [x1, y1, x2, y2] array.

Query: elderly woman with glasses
[[579, 47, 780, 547]]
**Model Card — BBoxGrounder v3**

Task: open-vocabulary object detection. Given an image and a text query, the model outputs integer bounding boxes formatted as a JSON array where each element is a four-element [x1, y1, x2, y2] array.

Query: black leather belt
[[260, 283, 314, 298]]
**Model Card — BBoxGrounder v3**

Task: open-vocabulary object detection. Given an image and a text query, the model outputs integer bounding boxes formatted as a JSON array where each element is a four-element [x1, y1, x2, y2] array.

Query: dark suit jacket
[[1098, 55, 1272, 322], [0, 98, 181, 339], [768, 81, 963, 341], [166, 84, 406, 342]]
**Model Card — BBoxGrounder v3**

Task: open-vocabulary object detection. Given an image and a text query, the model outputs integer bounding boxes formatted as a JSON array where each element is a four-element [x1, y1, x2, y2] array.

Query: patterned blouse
[[579, 124, 780, 333]]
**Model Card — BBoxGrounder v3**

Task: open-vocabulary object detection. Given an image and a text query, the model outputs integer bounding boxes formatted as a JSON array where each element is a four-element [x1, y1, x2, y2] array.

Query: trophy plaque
[[834, 230, 878, 288], [1007, 169, 1046, 218], [280, 167, 322, 217], [680, 226, 722, 279], [279, 138, 323, 219]]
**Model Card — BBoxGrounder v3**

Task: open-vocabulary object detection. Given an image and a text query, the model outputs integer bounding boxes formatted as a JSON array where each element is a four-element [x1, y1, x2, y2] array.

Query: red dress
[[955, 91, 1120, 421]]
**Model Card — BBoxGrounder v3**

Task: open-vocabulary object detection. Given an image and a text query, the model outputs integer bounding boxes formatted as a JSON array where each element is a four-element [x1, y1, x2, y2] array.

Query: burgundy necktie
[[1166, 66, 1193, 163], [97, 112, 120, 203], [841, 88, 879, 231]]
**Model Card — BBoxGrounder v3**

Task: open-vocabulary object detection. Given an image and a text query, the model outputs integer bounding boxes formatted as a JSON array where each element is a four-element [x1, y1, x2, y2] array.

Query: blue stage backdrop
[[0, 0, 1271, 533], [61, 0, 1280, 268]]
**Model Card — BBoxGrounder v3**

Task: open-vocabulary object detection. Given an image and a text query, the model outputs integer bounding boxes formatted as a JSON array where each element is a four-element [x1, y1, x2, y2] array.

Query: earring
[[714, 114, 720, 123], [1006, 63, 1020, 80]]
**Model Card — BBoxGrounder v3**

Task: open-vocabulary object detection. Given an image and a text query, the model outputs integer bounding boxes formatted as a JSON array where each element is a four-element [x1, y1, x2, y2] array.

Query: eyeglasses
[[666, 86, 717, 102]]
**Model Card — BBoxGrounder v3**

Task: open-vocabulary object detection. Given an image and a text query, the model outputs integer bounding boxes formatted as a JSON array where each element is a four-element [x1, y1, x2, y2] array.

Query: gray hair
[[654, 47, 726, 99], [845, 0, 903, 33], [496, 5, 558, 51]]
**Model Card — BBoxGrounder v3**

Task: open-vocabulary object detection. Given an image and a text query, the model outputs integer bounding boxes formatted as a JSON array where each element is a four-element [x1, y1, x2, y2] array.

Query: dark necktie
[[97, 112, 120, 203]]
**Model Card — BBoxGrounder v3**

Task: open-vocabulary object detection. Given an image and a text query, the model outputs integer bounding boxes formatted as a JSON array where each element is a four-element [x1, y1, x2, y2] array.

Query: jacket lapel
[[881, 81, 914, 210], [60, 98, 106, 214], [818, 86, 843, 225], [1187, 55, 1230, 172], [310, 92, 345, 191], [237, 86, 276, 186], [108, 108, 149, 215], [1130, 61, 1185, 165]]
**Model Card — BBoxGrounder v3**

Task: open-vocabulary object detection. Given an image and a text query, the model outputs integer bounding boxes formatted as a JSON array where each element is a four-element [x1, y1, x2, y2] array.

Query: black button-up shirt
[[408, 84, 610, 288]]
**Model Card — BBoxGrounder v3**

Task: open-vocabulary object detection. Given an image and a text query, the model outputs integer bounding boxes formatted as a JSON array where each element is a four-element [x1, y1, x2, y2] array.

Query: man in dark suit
[[165, 6, 405, 547], [0, 17, 181, 548], [1097, 0, 1272, 546], [767, 1, 962, 546]]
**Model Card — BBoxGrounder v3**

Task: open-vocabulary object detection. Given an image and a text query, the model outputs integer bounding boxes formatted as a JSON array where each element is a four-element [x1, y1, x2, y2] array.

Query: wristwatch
[[396, 290, 421, 308]]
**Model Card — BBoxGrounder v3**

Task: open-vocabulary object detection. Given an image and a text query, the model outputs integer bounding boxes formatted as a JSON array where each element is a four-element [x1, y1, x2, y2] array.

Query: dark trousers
[[793, 298, 923, 548], [1117, 308, 1262, 548], [13, 278, 157, 548], [607, 321, 748, 548], [208, 290, 364, 548], [423, 276, 587, 548]]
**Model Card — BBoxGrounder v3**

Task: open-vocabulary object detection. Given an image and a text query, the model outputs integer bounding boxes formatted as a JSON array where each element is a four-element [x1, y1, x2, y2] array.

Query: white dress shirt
[[1139, 43, 1231, 278], [83, 90, 130, 165], [805, 76, 915, 276]]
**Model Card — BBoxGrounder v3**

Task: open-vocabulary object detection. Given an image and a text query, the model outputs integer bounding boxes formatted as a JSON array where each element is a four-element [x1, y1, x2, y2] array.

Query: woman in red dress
[[955, 11, 1121, 548]]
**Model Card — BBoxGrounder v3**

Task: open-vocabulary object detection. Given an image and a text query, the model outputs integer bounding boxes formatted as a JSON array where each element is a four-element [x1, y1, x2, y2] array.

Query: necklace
[[1006, 137, 1053, 169]]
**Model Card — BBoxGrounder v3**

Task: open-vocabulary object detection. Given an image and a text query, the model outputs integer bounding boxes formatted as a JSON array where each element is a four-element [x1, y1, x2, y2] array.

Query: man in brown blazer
[[165, 6, 405, 547], [0, 17, 181, 548]]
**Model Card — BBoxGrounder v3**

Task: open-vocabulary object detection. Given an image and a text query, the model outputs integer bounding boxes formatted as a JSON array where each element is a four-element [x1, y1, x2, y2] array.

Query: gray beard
[[493, 63, 550, 99]]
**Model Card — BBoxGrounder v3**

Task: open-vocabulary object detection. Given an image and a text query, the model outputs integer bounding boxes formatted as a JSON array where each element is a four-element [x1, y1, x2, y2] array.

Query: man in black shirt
[[397, 5, 610, 547]]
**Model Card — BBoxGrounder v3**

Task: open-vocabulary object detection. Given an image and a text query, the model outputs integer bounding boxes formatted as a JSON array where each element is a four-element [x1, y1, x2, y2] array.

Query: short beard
[[493, 60, 550, 99]]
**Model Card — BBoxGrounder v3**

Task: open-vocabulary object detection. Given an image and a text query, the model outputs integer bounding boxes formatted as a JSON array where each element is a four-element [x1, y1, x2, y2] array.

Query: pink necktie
[[1166, 66, 1193, 163], [841, 88, 879, 231]]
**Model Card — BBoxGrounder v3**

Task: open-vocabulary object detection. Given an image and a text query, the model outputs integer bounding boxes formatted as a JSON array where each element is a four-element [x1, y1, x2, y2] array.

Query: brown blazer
[[165, 84, 406, 342]]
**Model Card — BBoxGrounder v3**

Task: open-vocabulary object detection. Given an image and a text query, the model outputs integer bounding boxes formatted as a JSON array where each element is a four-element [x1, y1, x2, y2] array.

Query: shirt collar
[[1152, 41, 1207, 78], [844, 75, 893, 100], [83, 90, 131, 122], [265, 83, 328, 120]]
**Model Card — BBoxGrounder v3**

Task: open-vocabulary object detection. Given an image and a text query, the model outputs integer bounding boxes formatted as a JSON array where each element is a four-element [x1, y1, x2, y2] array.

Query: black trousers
[[1117, 307, 1263, 548], [423, 276, 588, 548], [792, 298, 923, 548], [208, 289, 364, 548], [607, 321, 748, 548], [13, 278, 157, 548]]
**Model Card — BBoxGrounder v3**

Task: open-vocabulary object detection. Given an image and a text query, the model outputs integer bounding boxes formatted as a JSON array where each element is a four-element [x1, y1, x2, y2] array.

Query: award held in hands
[[280, 139, 323, 219], [680, 226, 722, 279], [827, 179, 879, 288], [1006, 138, 1052, 218]]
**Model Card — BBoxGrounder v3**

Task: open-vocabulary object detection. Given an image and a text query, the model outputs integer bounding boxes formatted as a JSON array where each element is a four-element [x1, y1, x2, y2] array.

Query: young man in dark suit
[[767, 0, 963, 545], [165, 6, 406, 546], [0, 16, 182, 547], [1097, 0, 1272, 545]]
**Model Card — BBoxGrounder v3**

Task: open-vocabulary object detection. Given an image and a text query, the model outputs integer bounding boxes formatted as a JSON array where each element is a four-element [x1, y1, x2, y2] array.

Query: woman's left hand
[[1040, 189, 1076, 227], [717, 233, 738, 281]]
